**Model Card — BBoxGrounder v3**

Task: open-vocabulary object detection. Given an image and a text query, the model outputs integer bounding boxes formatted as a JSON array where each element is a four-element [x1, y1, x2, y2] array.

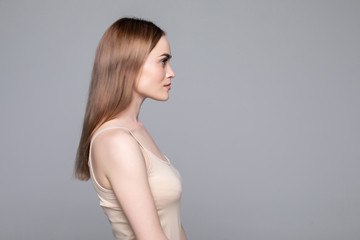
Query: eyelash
[[161, 58, 169, 66]]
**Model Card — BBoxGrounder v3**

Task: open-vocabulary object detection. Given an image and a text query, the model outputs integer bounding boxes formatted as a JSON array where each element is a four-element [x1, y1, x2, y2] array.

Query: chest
[[147, 153, 182, 208]]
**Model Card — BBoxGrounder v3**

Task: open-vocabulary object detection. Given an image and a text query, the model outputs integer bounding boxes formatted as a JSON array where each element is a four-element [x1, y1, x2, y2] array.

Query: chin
[[152, 94, 169, 101], [159, 96, 170, 101]]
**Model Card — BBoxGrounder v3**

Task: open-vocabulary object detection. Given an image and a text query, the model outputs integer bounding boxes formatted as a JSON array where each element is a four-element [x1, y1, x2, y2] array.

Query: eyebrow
[[159, 53, 172, 59]]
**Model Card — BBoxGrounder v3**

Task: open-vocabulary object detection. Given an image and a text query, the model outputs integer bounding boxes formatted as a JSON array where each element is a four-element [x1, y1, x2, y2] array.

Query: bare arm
[[97, 130, 168, 240]]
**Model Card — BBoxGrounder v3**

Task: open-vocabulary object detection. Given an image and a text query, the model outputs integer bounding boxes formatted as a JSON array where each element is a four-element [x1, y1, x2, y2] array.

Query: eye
[[161, 58, 169, 66]]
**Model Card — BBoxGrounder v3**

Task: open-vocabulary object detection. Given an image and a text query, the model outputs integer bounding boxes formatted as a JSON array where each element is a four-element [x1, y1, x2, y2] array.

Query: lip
[[164, 83, 171, 89]]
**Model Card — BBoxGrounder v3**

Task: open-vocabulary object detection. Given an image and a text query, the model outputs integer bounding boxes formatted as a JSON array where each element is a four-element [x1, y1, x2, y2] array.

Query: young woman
[[74, 17, 187, 240]]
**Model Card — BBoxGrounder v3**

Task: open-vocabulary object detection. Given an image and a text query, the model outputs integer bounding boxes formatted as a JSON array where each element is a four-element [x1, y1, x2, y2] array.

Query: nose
[[166, 65, 175, 78]]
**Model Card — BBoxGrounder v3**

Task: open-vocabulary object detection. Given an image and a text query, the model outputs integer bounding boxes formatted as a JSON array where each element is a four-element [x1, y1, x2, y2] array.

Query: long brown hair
[[74, 17, 165, 180]]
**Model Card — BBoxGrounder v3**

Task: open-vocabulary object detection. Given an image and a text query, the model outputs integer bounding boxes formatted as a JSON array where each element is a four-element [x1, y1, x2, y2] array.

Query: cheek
[[136, 68, 164, 93], [142, 67, 165, 85], [150, 65, 165, 79]]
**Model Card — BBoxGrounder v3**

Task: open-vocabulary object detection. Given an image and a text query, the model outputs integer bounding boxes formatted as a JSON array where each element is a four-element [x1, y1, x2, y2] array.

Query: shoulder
[[92, 128, 144, 165], [93, 128, 135, 148]]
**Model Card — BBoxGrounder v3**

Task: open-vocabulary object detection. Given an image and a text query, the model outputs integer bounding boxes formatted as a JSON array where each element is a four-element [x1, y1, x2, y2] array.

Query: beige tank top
[[88, 126, 183, 240]]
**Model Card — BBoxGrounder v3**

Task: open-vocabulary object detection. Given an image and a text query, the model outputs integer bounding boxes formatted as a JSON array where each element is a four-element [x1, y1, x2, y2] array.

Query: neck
[[114, 93, 146, 127]]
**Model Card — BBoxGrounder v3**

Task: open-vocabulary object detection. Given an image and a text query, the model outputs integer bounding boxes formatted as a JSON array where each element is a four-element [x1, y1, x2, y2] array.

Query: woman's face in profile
[[135, 36, 175, 101]]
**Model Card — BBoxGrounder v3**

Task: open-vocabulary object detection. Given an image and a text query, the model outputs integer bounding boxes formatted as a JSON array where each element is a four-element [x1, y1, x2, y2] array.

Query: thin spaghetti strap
[[89, 126, 151, 180], [91, 126, 171, 165], [90, 126, 146, 150]]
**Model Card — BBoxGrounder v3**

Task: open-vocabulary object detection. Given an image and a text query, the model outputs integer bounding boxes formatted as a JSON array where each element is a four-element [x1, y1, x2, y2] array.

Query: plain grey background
[[1, 0, 359, 239]]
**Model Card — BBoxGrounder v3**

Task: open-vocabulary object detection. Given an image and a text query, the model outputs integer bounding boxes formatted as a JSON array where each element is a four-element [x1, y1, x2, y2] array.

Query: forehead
[[149, 36, 171, 56]]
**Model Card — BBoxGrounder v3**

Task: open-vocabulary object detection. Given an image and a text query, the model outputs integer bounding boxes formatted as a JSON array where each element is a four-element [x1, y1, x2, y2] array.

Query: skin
[[91, 36, 187, 240]]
